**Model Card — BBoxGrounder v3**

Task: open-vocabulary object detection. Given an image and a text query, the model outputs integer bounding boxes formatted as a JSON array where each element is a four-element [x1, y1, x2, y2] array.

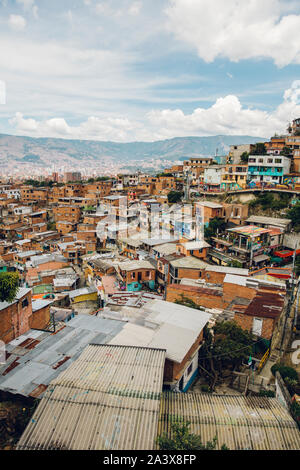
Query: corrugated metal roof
[[17, 344, 166, 450], [205, 266, 249, 276], [158, 393, 300, 450], [170, 256, 209, 269], [32, 299, 53, 312], [68, 286, 97, 299], [0, 315, 125, 398], [246, 215, 291, 227], [102, 299, 211, 364], [224, 274, 247, 286]]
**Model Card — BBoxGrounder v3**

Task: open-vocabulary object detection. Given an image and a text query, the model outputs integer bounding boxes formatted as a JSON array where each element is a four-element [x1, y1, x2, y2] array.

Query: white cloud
[[9, 14, 26, 31], [32, 5, 39, 20], [9, 81, 300, 141], [147, 80, 300, 138], [128, 1, 142, 16], [16, 0, 38, 19], [165, 0, 300, 67], [9, 112, 140, 141], [0, 81, 6, 105], [16, 0, 35, 9]]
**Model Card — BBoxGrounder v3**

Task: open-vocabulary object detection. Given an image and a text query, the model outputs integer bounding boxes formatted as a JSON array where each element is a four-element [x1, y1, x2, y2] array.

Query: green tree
[[83, 205, 96, 212], [156, 173, 173, 177], [240, 151, 249, 163], [204, 217, 226, 242], [212, 321, 253, 370], [199, 321, 254, 383], [167, 191, 183, 203], [95, 176, 110, 181], [280, 146, 292, 157], [0, 272, 19, 303], [250, 143, 267, 155], [287, 203, 300, 228], [157, 421, 229, 450], [175, 294, 203, 310], [47, 221, 56, 231]]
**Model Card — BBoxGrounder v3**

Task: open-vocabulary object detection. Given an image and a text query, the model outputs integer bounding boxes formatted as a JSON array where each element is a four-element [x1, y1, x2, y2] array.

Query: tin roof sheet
[[17, 344, 166, 450], [0, 315, 125, 398], [158, 392, 300, 450]]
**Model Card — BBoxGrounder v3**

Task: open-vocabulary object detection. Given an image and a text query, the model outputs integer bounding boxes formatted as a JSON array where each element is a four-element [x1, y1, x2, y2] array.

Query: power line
[[199, 336, 267, 360]]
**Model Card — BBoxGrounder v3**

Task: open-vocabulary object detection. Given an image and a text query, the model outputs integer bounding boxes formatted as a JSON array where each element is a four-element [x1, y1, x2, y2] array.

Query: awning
[[253, 254, 270, 263], [270, 257, 284, 264]]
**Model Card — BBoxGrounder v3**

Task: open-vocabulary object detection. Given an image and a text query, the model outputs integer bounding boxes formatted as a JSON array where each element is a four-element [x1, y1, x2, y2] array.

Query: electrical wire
[[199, 336, 267, 360]]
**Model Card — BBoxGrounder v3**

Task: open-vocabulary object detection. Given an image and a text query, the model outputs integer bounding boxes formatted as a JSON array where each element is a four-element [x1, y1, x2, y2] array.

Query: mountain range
[[0, 133, 266, 172]]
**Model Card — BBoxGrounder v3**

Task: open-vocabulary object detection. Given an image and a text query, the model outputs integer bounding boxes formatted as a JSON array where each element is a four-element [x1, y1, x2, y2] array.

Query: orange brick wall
[[0, 292, 32, 344], [30, 306, 50, 330], [166, 285, 227, 310], [234, 313, 275, 340], [204, 271, 226, 284], [223, 282, 256, 304]]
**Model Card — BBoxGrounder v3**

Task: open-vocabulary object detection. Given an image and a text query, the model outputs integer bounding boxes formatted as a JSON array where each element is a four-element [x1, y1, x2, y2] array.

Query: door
[[179, 376, 184, 391], [252, 318, 263, 336]]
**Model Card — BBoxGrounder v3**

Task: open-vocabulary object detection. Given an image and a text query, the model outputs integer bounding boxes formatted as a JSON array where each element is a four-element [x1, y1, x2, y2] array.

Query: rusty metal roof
[[243, 290, 285, 319], [17, 344, 166, 450], [158, 392, 300, 450]]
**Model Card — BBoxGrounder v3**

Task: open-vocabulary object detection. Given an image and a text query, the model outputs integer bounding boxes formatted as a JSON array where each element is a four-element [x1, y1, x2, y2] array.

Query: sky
[[0, 0, 300, 142]]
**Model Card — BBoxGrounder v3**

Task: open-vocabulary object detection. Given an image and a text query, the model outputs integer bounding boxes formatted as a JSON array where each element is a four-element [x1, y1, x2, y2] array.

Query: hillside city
[[1, 119, 300, 451]]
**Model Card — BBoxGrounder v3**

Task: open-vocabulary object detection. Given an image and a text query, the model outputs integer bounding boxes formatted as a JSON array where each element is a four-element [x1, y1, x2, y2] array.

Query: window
[[22, 297, 29, 309], [275, 159, 282, 164], [187, 363, 193, 376]]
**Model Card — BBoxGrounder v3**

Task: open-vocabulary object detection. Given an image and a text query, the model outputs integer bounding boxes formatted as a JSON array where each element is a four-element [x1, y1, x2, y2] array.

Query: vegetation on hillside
[[0, 272, 19, 303], [287, 202, 300, 231], [204, 217, 226, 242], [157, 421, 229, 450], [167, 191, 184, 204], [249, 143, 267, 155], [240, 151, 249, 163], [199, 322, 254, 390], [249, 193, 291, 213]]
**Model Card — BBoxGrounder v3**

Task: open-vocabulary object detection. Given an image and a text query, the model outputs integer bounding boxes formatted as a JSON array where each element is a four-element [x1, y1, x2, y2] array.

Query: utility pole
[[184, 168, 191, 202], [249, 226, 255, 270], [279, 244, 298, 355]]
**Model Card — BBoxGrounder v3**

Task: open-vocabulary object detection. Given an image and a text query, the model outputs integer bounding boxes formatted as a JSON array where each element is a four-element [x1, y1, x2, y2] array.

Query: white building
[[247, 155, 291, 185], [204, 166, 225, 188]]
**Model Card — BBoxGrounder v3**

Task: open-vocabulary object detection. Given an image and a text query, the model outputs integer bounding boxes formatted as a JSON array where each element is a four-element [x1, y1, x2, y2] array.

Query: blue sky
[[0, 0, 300, 141]]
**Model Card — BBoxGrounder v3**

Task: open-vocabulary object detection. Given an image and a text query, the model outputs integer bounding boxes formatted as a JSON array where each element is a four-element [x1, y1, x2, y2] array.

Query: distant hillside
[[0, 133, 265, 171]]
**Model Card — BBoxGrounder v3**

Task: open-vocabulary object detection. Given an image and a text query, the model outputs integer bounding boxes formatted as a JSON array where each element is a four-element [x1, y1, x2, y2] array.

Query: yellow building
[[221, 164, 248, 190], [69, 286, 98, 303]]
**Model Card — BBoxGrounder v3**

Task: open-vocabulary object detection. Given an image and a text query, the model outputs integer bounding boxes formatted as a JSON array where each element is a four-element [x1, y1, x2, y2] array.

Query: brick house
[[176, 240, 210, 259], [169, 256, 209, 284], [234, 287, 286, 341], [0, 287, 32, 344], [166, 283, 227, 310], [31, 299, 52, 330], [117, 260, 156, 291], [53, 205, 81, 224]]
